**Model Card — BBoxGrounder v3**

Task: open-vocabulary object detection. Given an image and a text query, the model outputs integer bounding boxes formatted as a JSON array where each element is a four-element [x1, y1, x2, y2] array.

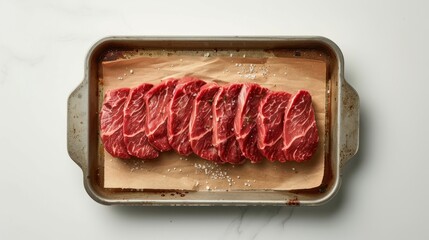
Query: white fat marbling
[[1, 0, 429, 239]]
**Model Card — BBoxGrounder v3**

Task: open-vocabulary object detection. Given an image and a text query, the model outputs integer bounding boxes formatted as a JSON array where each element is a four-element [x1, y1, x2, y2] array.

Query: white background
[[1, 0, 428, 239]]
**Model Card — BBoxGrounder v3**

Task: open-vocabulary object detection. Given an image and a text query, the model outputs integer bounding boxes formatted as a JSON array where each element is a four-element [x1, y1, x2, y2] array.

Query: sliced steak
[[257, 91, 292, 162], [234, 83, 269, 163], [100, 88, 131, 159], [283, 90, 319, 162], [212, 84, 245, 164], [189, 83, 221, 162], [123, 83, 159, 159], [167, 77, 206, 155], [144, 78, 178, 152]]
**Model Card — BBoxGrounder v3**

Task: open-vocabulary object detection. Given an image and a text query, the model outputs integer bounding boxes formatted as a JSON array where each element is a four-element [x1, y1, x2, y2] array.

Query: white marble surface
[[1, 0, 429, 239]]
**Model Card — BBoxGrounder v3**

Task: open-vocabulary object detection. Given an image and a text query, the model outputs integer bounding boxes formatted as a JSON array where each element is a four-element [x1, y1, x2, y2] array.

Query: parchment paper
[[100, 50, 327, 191]]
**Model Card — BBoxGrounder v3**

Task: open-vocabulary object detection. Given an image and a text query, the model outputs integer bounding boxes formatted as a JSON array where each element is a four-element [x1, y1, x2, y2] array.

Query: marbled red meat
[[234, 83, 268, 163], [123, 83, 158, 159], [189, 83, 221, 162], [144, 78, 178, 152], [283, 90, 319, 162], [100, 88, 131, 159], [257, 91, 292, 162], [101, 77, 319, 164], [167, 77, 206, 155], [212, 84, 245, 164]]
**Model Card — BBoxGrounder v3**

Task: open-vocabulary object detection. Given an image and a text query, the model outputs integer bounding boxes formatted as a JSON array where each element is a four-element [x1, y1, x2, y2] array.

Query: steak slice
[[189, 83, 221, 162], [234, 83, 269, 163], [257, 91, 292, 162], [283, 90, 319, 162], [212, 84, 245, 164], [123, 83, 159, 159], [167, 77, 206, 155], [144, 78, 178, 152], [100, 88, 131, 159]]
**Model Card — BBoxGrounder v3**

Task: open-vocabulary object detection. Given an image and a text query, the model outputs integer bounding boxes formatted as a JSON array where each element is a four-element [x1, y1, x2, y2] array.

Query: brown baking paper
[[100, 50, 326, 191]]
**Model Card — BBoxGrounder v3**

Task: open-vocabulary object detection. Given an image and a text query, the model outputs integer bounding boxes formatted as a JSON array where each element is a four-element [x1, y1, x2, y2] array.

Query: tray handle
[[339, 80, 360, 168], [67, 80, 88, 172]]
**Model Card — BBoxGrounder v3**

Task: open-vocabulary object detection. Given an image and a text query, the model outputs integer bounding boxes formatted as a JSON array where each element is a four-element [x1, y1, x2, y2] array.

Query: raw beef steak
[[167, 77, 206, 155], [234, 83, 268, 163], [144, 78, 178, 152], [189, 83, 221, 162], [212, 84, 245, 164], [283, 90, 319, 162], [123, 83, 159, 159], [100, 88, 131, 159], [257, 91, 292, 162]]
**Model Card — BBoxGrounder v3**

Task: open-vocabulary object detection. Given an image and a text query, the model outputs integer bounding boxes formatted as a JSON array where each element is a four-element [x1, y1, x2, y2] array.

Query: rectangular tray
[[67, 36, 359, 206]]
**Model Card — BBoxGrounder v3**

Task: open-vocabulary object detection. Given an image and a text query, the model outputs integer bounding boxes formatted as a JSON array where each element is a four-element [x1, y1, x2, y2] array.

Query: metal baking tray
[[67, 36, 359, 206]]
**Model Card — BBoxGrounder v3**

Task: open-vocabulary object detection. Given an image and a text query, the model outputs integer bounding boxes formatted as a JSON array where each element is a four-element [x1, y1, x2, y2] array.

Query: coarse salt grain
[[243, 74, 256, 80], [130, 69, 134, 74]]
